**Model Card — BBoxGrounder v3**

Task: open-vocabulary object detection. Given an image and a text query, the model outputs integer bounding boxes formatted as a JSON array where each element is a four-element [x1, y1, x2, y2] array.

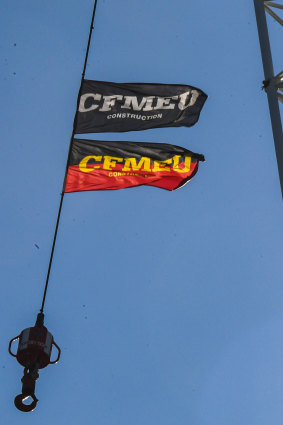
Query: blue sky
[[1, 0, 283, 424]]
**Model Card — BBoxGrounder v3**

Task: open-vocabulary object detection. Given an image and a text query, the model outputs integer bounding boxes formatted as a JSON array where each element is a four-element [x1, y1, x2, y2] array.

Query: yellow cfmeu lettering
[[152, 158, 173, 172], [79, 155, 102, 173], [103, 156, 123, 170], [122, 157, 151, 172], [172, 155, 191, 173]]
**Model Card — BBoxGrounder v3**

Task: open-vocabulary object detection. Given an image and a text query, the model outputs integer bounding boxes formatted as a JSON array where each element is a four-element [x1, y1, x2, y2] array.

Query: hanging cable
[[40, 0, 99, 313]]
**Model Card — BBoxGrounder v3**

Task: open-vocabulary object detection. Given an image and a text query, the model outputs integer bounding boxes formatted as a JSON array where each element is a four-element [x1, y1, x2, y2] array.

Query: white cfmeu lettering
[[79, 91, 200, 113], [121, 96, 155, 111], [79, 94, 102, 112], [99, 95, 123, 112], [178, 90, 200, 110], [154, 96, 178, 110]]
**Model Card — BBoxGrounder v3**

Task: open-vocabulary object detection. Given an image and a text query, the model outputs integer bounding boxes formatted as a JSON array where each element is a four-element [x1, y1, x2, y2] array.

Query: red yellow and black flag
[[65, 139, 204, 192]]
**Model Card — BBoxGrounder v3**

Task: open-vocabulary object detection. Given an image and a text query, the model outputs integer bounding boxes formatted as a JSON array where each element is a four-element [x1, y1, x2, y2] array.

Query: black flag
[[75, 80, 207, 133]]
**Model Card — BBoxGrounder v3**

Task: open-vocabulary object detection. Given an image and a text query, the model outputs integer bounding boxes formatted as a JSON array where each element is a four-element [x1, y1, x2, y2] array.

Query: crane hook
[[14, 367, 39, 412], [9, 313, 61, 411], [14, 393, 38, 413]]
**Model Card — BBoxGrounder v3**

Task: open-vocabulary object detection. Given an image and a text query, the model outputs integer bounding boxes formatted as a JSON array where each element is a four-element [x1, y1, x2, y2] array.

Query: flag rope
[[40, 0, 99, 313]]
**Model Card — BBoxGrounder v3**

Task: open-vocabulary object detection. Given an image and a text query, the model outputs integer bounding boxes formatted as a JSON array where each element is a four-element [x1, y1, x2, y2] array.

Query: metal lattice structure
[[254, 0, 283, 198]]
